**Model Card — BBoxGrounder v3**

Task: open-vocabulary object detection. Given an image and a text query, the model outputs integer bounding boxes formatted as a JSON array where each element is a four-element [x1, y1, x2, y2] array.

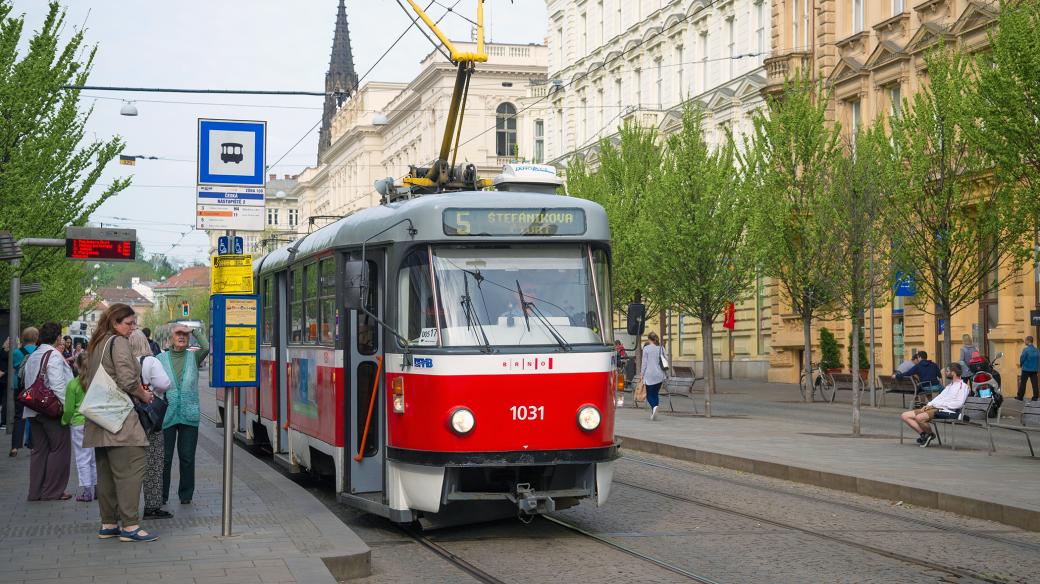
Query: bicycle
[[799, 362, 836, 403]]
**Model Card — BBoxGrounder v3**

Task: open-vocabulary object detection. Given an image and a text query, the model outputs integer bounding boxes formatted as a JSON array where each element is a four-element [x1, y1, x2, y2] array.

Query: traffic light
[[181, 301, 189, 317]]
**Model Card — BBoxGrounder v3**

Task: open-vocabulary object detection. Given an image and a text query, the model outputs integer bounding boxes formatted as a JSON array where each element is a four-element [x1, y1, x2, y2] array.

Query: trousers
[[144, 430, 165, 510], [646, 382, 662, 408], [95, 445, 146, 526], [27, 416, 71, 500], [1017, 371, 1039, 400], [70, 425, 96, 488], [162, 424, 198, 504]]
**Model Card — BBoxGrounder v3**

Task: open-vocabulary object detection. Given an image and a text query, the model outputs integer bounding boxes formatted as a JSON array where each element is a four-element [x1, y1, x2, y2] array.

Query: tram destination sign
[[443, 208, 586, 236]]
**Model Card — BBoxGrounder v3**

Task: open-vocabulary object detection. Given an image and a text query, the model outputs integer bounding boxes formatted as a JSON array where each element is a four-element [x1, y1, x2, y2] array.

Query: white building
[[546, 0, 771, 163], [206, 175, 301, 256], [295, 42, 549, 227]]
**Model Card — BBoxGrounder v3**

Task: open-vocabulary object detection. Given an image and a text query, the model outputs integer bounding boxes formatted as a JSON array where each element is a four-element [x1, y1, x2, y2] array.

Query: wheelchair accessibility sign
[[197, 119, 266, 186]]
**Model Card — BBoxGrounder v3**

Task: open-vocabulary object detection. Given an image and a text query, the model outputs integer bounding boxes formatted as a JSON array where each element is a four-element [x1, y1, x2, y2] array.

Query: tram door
[[276, 272, 289, 452], [347, 254, 384, 494]]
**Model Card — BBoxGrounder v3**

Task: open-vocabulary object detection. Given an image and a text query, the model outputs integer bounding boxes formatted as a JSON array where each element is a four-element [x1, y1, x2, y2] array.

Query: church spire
[[319, 0, 359, 161]]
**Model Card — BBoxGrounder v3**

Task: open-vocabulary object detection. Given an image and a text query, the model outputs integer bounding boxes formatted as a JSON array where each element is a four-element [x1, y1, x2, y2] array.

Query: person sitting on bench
[[899, 363, 970, 448], [895, 350, 942, 397]]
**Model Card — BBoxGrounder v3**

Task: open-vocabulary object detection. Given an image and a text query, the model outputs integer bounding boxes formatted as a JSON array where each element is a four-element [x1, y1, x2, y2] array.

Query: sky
[[10, 0, 548, 264]]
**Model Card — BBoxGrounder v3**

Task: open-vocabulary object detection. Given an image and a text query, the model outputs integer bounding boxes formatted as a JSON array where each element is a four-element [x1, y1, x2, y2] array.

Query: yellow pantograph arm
[[405, 0, 488, 63]]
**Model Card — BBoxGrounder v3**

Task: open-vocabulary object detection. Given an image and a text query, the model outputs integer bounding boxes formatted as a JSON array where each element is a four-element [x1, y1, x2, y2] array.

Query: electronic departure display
[[65, 227, 136, 262], [443, 208, 587, 236]]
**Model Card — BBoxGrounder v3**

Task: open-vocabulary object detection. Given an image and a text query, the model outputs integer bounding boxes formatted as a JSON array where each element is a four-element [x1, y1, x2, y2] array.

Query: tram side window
[[319, 258, 335, 345], [591, 248, 613, 344], [305, 263, 319, 343], [261, 275, 273, 345], [397, 249, 437, 345], [290, 268, 303, 343], [357, 260, 378, 355]]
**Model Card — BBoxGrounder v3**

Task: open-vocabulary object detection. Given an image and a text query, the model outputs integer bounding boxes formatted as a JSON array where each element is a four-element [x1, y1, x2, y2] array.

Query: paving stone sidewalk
[[616, 378, 1039, 530], [0, 415, 369, 584]]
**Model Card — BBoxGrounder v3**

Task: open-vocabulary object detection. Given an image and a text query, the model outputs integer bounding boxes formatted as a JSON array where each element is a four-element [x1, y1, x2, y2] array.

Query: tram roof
[[257, 191, 610, 274]]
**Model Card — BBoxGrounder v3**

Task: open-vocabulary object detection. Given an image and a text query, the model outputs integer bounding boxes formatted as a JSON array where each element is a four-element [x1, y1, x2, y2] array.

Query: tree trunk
[[851, 315, 861, 436], [802, 313, 813, 403], [941, 307, 953, 367], [702, 321, 714, 418]]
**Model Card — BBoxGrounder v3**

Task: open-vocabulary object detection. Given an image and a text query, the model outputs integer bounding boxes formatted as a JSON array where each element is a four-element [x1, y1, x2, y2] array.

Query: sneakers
[[650, 406, 658, 421], [97, 527, 120, 539], [119, 528, 159, 543], [920, 433, 936, 448], [143, 508, 173, 519], [915, 432, 928, 445]]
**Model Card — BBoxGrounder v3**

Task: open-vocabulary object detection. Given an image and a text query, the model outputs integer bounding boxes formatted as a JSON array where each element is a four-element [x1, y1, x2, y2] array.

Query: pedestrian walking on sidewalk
[[159, 324, 209, 506], [8, 327, 39, 457], [22, 322, 73, 501], [82, 303, 158, 543], [62, 352, 96, 502], [641, 331, 667, 421], [1017, 336, 1039, 401], [129, 330, 173, 519]]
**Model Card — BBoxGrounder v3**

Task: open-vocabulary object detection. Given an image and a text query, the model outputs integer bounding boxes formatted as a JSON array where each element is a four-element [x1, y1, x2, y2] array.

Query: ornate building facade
[[546, 0, 775, 379], [295, 41, 548, 227], [762, 0, 1033, 383]]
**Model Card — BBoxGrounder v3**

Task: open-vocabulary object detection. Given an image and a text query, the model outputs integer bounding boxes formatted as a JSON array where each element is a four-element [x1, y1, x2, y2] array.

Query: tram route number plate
[[443, 208, 586, 236]]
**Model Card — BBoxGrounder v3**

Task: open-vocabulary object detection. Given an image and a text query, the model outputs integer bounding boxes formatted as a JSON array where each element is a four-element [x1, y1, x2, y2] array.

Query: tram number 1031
[[510, 405, 545, 421]]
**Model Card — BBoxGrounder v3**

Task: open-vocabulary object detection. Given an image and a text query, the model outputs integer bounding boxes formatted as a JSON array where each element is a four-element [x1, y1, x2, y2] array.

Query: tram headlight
[[449, 407, 475, 435], [392, 377, 405, 413], [576, 405, 601, 431]]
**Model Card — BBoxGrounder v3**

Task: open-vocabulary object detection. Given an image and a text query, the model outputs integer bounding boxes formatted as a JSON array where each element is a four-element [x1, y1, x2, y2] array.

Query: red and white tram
[[232, 186, 618, 523]]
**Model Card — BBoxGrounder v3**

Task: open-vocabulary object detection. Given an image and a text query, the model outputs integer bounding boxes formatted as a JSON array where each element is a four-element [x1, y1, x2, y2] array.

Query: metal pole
[[6, 259, 19, 433], [221, 229, 234, 537], [868, 238, 877, 408]]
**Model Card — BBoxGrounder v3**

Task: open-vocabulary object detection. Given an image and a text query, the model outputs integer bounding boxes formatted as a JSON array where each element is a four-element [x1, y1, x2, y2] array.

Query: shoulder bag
[[659, 347, 670, 372], [134, 356, 168, 434], [79, 337, 135, 433], [16, 350, 63, 418]]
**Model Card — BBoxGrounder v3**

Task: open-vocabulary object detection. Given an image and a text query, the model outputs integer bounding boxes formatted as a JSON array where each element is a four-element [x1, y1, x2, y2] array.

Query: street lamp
[[120, 100, 138, 116]]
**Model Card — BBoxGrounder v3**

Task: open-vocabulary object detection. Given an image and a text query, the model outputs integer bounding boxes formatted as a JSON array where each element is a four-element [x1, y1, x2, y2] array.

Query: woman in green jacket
[[159, 324, 208, 505]]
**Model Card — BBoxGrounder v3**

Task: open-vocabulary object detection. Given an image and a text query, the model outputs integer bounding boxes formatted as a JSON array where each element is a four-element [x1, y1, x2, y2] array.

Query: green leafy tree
[[973, 0, 1040, 202], [567, 120, 664, 319], [643, 106, 755, 416], [744, 75, 842, 401], [819, 328, 841, 370], [827, 124, 893, 433], [0, 1, 129, 325], [886, 47, 1035, 365]]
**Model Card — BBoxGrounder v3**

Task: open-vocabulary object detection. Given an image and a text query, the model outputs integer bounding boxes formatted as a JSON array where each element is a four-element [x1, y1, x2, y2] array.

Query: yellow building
[[750, 0, 1039, 384]]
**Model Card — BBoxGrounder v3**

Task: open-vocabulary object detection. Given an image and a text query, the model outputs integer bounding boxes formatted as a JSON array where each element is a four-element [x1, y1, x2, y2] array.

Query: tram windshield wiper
[[461, 270, 493, 353], [516, 280, 571, 352]]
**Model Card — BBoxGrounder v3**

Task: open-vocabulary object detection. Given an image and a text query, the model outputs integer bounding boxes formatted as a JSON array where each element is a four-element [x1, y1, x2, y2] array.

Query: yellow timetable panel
[[225, 327, 257, 354], [224, 354, 257, 383]]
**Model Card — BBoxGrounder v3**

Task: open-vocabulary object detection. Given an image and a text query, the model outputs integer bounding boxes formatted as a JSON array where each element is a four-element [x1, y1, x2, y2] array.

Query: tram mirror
[[344, 260, 369, 309], [626, 303, 646, 336]]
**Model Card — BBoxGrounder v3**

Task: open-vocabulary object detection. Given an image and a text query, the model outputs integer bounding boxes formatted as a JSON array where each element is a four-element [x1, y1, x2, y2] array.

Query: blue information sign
[[894, 272, 916, 297], [216, 236, 244, 255], [209, 294, 260, 388], [197, 119, 267, 186]]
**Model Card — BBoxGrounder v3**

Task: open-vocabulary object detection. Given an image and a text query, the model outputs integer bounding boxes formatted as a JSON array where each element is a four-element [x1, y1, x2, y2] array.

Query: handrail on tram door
[[353, 355, 384, 462]]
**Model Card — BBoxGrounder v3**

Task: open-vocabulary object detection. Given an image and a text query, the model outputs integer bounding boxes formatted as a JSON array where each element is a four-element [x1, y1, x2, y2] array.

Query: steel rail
[[399, 525, 509, 584]]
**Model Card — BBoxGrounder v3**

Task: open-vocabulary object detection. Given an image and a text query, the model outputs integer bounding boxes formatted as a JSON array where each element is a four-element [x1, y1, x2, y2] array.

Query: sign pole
[[221, 229, 235, 538], [6, 258, 18, 434]]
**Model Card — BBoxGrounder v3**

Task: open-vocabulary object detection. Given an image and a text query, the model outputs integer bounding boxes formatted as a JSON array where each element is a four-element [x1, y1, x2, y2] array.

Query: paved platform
[[0, 407, 369, 584], [616, 378, 1040, 532]]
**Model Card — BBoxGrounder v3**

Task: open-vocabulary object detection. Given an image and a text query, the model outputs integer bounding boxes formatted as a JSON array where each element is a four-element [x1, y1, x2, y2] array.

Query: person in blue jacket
[[895, 350, 943, 396], [8, 327, 39, 457], [1017, 336, 1039, 401]]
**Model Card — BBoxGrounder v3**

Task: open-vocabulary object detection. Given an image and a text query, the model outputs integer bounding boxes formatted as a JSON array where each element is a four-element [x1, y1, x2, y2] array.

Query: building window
[[853, 0, 864, 33], [556, 26, 564, 70], [615, 77, 622, 113], [791, 0, 798, 50], [267, 207, 279, 226], [534, 119, 544, 163], [654, 57, 663, 108], [496, 102, 517, 156], [727, 17, 735, 78], [616, 0, 622, 35], [596, 87, 604, 136], [675, 45, 684, 102], [892, 0, 904, 15], [755, 1, 766, 55], [850, 99, 861, 139], [889, 85, 902, 118], [288, 209, 298, 227], [635, 68, 642, 107], [700, 32, 709, 92], [557, 108, 564, 155], [580, 97, 588, 145], [598, 0, 604, 45]]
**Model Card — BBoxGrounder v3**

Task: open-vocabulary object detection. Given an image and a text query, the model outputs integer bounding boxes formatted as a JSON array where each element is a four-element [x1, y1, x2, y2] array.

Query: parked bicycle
[[799, 362, 835, 403]]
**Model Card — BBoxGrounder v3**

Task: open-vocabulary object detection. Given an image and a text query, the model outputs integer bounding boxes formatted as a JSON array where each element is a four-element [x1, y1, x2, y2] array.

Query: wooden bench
[[930, 396, 996, 454], [994, 401, 1040, 457], [878, 375, 916, 409], [661, 365, 702, 413]]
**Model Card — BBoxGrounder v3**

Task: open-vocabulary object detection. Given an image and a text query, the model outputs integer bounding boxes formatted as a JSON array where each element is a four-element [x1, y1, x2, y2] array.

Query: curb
[[617, 434, 1040, 532]]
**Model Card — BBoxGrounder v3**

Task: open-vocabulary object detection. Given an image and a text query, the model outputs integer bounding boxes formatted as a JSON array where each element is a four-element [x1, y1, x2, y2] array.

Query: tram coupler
[[515, 483, 555, 514]]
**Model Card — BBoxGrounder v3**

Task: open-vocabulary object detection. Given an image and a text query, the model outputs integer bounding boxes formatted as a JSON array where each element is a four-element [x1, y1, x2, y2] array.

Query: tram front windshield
[[398, 244, 611, 348]]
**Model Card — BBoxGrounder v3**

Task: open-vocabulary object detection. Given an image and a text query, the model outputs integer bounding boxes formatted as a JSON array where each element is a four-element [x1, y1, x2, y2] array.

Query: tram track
[[614, 477, 1008, 584], [398, 525, 510, 584], [622, 454, 1040, 552]]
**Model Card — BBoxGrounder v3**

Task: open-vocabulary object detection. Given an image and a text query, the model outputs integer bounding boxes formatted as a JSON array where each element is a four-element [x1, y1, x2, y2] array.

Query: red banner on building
[[723, 302, 736, 330]]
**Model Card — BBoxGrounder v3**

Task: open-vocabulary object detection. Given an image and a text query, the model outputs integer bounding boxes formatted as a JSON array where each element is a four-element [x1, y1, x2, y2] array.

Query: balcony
[[763, 51, 813, 96]]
